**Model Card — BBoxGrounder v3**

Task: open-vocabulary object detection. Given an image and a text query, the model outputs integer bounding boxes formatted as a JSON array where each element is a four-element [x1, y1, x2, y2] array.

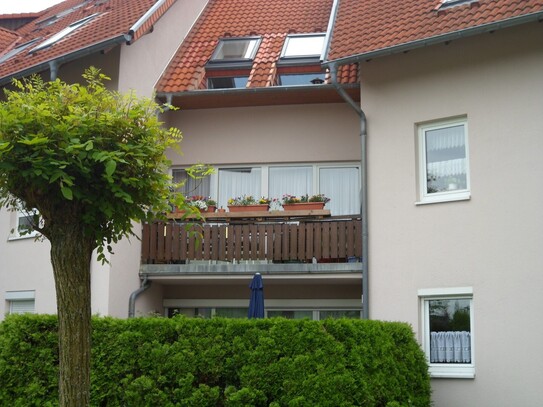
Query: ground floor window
[[5, 290, 35, 315], [419, 287, 474, 378], [167, 307, 361, 320]]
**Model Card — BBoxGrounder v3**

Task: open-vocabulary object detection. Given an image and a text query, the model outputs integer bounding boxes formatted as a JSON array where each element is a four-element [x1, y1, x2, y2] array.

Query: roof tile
[[329, 0, 543, 61], [0, 0, 176, 83]]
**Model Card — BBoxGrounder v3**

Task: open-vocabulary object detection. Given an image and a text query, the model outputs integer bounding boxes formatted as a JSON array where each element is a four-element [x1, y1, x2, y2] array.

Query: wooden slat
[[305, 223, 314, 260], [234, 225, 242, 260], [346, 221, 355, 257], [226, 225, 234, 261], [179, 226, 187, 261], [338, 221, 347, 259], [250, 224, 258, 260], [187, 226, 196, 260], [354, 219, 362, 258], [203, 225, 211, 260], [282, 224, 290, 261], [141, 223, 150, 262], [218, 226, 227, 261], [164, 224, 172, 262], [266, 224, 274, 260], [297, 224, 305, 261], [242, 225, 250, 260], [330, 221, 338, 259], [314, 222, 322, 260], [172, 223, 181, 261], [157, 222, 165, 262], [258, 225, 266, 260], [273, 224, 282, 261], [289, 224, 297, 261]]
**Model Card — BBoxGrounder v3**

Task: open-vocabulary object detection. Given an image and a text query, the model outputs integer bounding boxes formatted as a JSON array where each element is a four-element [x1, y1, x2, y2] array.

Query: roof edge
[[0, 35, 127, 86], [324, 11, 543, 67], [321, 0, 340, 61]]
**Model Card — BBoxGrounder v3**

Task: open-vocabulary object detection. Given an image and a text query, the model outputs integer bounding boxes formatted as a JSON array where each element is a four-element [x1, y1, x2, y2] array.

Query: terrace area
[[140, 211, 363, 277]]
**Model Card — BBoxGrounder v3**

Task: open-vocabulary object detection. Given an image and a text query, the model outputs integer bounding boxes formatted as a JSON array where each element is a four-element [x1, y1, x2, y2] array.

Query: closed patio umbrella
[[248, 273, 264, 318]]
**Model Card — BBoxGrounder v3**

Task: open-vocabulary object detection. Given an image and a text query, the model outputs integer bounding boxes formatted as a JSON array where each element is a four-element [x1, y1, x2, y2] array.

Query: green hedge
[[0, 315, 430, 406]]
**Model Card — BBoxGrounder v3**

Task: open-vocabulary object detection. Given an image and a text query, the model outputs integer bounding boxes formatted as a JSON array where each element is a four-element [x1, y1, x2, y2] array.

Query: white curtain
[[430, 331, 471, 363], [426, 125, 465, 151], [218, 168, 261, 208], [172, 169, 210, 197], [320, 167, 360, 215], [427, 158, 466, 177], [268, 166, 312, 202]]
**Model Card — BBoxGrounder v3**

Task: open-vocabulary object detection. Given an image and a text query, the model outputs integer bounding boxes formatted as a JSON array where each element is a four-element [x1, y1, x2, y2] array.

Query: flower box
[[282, 202, 325, 211], [228, 204, 269, 212]]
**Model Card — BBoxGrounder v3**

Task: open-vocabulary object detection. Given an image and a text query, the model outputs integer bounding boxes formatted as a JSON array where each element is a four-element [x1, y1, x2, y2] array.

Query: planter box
[[228, 204, 269, 212], [205, 205, 217, 213], [282, 202, 325, 211]]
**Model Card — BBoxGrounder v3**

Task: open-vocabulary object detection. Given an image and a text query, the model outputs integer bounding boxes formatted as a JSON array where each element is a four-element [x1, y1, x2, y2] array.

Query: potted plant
[[227, 195, 270, 212], [185, 196, 217, 213], [281, 194, 330, 211]]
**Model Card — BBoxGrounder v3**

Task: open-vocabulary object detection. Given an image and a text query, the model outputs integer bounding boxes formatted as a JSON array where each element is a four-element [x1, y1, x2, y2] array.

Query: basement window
[[31, 13, 99, 52]]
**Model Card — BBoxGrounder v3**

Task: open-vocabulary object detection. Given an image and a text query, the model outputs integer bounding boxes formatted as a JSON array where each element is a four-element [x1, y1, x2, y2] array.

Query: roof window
[[208, 76, 249, 89], [0, 39, 39, 64], [281, 33, 325, 59], [278, 73, 325, 86], [438, 0, 479, 9], [31, 13, 99, 53], [210, 37, 261, 63]]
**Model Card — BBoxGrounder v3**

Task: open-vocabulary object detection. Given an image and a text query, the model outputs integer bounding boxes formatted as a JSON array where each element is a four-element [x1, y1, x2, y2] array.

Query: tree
[[0, 68, 195, 406]]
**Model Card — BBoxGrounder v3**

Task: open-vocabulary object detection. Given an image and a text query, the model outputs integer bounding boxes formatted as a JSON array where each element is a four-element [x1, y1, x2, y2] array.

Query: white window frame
[[417, 118, 470, 205], [280, 33, 326, 59], [209, 37, 261, 62], [5, 290, 36, 315], [9, 208, 40, 240], [418, 287, 475, 379]]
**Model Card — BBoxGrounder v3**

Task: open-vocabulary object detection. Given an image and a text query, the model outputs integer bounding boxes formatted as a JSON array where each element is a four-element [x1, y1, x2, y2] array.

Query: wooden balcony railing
[[141, 218, 362, 264]]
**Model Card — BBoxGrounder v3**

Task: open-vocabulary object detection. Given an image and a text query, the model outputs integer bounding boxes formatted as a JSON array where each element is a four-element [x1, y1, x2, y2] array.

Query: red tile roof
[[156, 0, 359, 93], [0, 0, 177, 84], [328, 0, 543, 63], [0, 27, 20, 52]]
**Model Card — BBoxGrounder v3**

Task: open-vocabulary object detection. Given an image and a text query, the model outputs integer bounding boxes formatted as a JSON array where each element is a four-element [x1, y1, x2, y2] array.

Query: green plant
[[282, 194, 330, 204], [228, 195, 269, 206]]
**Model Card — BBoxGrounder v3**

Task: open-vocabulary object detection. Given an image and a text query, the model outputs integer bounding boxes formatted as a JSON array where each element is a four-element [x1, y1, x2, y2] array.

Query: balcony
[[140, 213, 362, 277]]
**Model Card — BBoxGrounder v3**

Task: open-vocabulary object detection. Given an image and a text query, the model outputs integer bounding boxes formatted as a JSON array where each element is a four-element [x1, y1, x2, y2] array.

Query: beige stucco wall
[[360, 23, 543, 406], [165, 103, 360, 166]]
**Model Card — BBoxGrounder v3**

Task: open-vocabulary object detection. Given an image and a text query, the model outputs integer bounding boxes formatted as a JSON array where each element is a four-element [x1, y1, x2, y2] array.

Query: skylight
[[0, 39, 40, 64], [281, 34, 325, 59], [210, 38, 260, 62], [31, 13, 99, 53]]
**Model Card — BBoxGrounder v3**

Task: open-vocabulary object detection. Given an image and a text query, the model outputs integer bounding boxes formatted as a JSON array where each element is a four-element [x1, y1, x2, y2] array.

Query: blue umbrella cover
[[248, 273, 265, 318]]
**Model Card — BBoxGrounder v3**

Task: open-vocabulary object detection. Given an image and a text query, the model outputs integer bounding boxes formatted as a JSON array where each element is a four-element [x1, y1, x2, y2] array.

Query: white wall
[[360, 23, 543, 406]]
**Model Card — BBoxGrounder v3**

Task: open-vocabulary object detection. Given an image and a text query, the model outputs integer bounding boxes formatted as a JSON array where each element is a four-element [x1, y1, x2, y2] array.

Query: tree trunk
[[50, 224, 94, 407]]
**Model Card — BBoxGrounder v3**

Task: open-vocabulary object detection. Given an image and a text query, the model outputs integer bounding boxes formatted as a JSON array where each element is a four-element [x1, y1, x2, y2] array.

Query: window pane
[[267, 310, 313, 319], [283, 35, 325, 58], [269, 166, 312, 205], [279, 73, 325, 86], [208, 77, 248, 89], [218, 168, 261, 209], [168, 308, 212, 318], [215, 308, 248, 318], [319, 310, 361, 319], [212, 39, 259, 60], [319, 167, 359, 215], [17, 210, 39, 235], [428, 298, 471, 363], [172, 169, 211, 198], [425, 124, 467, 194]]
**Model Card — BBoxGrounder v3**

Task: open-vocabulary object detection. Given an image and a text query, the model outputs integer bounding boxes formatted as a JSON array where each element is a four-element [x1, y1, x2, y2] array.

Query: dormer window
[[280, 33, 325, 59], [209, 37, 261, 63], [31, 13, 99, 53]]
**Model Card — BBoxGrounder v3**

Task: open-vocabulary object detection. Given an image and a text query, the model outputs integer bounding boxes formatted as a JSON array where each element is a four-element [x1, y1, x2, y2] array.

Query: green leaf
[[105, 160, 116, 177], [18, 136, 49, 146], [61, 186, 73, 200]]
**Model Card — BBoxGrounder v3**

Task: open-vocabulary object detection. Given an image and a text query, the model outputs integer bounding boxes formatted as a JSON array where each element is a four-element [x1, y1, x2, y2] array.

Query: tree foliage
[[0, 68, 189, 261]]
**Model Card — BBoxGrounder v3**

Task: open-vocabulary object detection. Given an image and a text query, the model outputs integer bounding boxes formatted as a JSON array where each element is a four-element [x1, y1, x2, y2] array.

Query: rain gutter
[[128, 0, 172, 41], [0, 35, 129, 86], [324, 11, 543, 67], [128, 276, 151, 318]]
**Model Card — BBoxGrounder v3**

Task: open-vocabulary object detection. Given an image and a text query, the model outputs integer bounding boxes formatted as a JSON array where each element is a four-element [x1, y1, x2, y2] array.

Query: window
[[419, 287, 474, 378], [281, 34, 325, 59], [172, 168, 211, 198], [210, 38, 260, 62], [9, 208, 40, 240], [0, 39, 39, 64], [173, 163, 360, 215], [31, 13, 99, 52], [208, 76, 249, 89], [5, 291, 36, 315], [278, 73, 325, 86], [418, 118, 470, 203]]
